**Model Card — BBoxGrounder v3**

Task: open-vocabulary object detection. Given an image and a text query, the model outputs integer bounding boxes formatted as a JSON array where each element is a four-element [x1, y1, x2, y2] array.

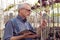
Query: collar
[[17, 15, 27, 23]]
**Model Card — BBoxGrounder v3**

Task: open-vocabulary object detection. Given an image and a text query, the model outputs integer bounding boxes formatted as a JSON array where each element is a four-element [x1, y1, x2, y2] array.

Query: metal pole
[[51, 0, 55, 40], [57, 3, 59, 40], [57, 3, 59, 28], [39, 0, 44, 40]]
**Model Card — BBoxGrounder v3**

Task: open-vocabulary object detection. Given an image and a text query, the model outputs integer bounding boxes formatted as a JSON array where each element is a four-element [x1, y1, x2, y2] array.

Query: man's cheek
[[27, 12, 30, 16]]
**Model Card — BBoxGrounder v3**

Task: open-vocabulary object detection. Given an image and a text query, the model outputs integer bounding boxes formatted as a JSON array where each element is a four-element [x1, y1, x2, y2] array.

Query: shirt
[[3, 15, 34, 40]]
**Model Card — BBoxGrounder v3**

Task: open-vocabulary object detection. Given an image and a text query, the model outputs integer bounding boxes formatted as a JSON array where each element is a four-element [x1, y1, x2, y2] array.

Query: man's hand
[[40, 19, 47, 29], [10, 31, 38, 40], [23, 31, 38, 39], [25, 34, 38, 38]]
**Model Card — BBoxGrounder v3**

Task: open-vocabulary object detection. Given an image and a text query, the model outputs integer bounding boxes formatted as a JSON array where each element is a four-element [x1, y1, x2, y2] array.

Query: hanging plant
[[4, 4, 15, 12]]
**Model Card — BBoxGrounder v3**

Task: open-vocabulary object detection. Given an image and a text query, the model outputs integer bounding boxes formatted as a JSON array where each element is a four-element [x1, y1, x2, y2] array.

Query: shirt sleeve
[[3, 20, 13, 40]]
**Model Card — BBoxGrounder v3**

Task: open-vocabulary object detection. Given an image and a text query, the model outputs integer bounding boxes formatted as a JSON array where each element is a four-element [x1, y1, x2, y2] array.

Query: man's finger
[[24, 32, 34, 35]]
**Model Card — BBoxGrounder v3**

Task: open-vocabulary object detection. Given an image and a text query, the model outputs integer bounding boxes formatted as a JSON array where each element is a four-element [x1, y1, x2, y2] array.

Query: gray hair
[[18, 3, 31, 10]]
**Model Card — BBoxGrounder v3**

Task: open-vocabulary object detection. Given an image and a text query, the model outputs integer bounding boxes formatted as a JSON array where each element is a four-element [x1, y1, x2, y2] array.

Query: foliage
[[51, 13, 60, 17]]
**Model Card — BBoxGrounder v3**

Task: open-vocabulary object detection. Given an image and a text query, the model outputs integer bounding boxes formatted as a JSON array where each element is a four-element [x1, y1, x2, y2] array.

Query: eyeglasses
[[22, 8, 31, 12]]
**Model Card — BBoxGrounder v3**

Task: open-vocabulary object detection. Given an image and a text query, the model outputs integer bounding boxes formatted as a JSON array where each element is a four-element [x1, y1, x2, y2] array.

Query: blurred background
[[0, 0, 60, 40]]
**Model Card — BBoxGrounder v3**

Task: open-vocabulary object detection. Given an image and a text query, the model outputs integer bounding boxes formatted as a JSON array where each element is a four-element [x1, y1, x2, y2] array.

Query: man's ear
[[18, 9, 23, 13]]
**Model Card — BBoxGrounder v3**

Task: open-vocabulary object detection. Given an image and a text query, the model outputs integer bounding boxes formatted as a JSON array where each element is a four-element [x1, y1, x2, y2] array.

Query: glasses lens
[[23, 8, 31, 12]]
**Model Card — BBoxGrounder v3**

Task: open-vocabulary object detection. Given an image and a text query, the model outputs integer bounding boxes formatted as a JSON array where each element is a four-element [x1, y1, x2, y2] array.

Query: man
[[3, 3, 47, 40]]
